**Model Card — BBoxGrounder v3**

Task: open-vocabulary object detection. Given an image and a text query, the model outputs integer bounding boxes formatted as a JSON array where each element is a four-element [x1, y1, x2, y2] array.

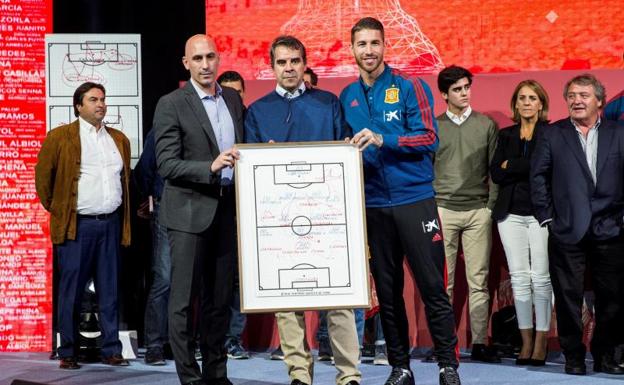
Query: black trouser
[[168, 193, 236, 385], [549, 233, 624, 362], [367, 198, 458, 369]]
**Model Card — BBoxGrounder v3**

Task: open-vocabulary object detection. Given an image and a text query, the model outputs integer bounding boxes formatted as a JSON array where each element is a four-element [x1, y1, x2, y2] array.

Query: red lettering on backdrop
[[0, 0, 53, 352]]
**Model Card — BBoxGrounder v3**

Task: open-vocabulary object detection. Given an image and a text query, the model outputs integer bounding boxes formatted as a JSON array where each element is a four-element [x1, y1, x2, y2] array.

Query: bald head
[[183, 34, 220, 95], [184, 34, 216, 58]]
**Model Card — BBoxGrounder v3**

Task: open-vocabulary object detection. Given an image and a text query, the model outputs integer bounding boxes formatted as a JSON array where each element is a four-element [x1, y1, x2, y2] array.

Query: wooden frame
[[235, 142, 370, 313]]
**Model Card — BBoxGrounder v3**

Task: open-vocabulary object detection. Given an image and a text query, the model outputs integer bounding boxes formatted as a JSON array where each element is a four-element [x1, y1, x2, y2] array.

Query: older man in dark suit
[[154, 34, 244, 385], [531, 73, 624, 376]]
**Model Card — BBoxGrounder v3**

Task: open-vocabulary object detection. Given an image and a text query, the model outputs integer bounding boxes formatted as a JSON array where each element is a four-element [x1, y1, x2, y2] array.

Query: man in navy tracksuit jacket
[[340, 18, 460, 385]]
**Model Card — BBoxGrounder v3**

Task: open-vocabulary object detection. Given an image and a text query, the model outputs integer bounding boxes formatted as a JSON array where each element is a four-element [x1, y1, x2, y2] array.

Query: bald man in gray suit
[[154, 34, 244, 385]]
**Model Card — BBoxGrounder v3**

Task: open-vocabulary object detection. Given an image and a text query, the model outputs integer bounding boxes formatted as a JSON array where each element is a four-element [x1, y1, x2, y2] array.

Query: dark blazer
[[154, 81, 244, 233], [490, 122, 545, 221], [531, 118, 624, 244]]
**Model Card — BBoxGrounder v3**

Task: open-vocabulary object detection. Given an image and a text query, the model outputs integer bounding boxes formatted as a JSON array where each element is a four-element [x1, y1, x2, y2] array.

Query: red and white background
[[206, 0, 624, 350], [0, 0, 53, 351], [0, 0, 622, 352]]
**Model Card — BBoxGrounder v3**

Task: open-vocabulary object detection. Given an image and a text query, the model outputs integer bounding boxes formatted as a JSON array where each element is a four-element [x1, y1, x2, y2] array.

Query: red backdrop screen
[[207, 0, 624, 80], [0, 0, 53, 351]]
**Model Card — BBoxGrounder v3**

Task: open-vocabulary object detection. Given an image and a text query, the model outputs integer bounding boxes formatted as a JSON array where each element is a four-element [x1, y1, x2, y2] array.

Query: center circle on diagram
[[291, 216, 312, 236]]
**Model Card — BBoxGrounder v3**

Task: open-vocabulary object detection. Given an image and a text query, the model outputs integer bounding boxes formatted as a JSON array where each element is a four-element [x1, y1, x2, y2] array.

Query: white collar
[[275, 82, 306, 100], [446, 106, 472, 125], [78, 116, 103, 134], [189, 78, 223, 99]]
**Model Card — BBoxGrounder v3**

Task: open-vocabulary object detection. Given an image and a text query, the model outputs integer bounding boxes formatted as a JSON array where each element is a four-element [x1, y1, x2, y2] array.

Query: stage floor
[[0, 351, 621, 385]]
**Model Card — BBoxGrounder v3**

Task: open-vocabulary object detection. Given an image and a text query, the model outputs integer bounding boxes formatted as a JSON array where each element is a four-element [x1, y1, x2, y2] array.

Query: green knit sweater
[[433, 111, 499, 211]]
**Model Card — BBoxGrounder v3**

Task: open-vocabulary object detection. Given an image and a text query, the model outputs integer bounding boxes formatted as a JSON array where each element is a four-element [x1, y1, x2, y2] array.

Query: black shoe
[[209, 378, 233, 385], [163, 342, 174, 360], [225, 339, 250, 359], [101, 353, 130, 366], [470, 344, 501, 363], [59, 356, 81, 370], [439, 366, 461, 385], [594, 354, 624, 375], [270, 346, 285, 360], [615, 345, 624, 368], [384, 367, 415, 385], [528, 346, 548, 366], [564, 359, 587, 375], [145, 347, 166, 366], [515, 357, 531, 365], [290, 380, 309, 385], [318, 339, 333, 361]]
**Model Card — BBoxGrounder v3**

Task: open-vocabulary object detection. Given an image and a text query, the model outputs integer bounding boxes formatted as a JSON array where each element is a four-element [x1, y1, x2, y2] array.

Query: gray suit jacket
[[154, 81, 244, 233]]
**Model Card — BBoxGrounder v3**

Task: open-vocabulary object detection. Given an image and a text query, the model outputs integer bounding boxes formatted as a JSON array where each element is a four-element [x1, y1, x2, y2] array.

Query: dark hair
[[563, 73, 606, 106], [510, 80, 549, 123], [304, 67, 318, 86], [73, 82, 105, 117], [437, 65, 473, 94], [351, 17, 385, 44], [269, 35, 307, 67], [217, 70, 245, 91]]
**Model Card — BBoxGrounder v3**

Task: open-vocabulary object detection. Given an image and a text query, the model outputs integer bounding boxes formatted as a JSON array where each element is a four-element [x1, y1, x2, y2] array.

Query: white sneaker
[[374, 344, 389, 365]]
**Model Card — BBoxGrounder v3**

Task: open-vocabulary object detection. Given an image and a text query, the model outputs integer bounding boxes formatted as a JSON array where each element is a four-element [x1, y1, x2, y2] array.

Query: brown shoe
[[101, 354, 130, 366], [59, 357, 81, 370]]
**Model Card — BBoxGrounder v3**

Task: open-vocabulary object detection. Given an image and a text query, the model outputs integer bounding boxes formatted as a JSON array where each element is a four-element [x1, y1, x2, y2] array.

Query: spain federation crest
[[384, 87, 399, 104]]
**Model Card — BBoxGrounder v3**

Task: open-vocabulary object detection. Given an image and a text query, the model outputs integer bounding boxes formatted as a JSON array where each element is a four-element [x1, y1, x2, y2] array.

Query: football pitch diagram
[[252, 162, 353, 296], [45, 34, 143, 161]]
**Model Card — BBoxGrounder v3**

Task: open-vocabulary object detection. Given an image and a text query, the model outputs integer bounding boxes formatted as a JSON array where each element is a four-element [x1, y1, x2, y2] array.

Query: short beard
[[356, 56, 382, 74]]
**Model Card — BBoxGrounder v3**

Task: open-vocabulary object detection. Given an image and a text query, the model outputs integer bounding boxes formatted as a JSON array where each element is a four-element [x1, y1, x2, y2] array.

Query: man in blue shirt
[[340, 17, 460, 385], [245, 35, 361, 385]]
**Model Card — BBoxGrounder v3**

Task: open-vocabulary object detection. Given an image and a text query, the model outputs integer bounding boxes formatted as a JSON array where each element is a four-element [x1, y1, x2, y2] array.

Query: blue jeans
[[316, 309, 365, 345], [57, 213, 122, 358], [226, 266, 246, 342], [144, 201, 172, 349], [373, 313, 385, 343]]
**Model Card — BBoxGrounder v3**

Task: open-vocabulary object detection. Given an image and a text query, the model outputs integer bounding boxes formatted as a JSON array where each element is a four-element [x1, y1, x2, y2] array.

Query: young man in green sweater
[[433, 65, 500, 363]]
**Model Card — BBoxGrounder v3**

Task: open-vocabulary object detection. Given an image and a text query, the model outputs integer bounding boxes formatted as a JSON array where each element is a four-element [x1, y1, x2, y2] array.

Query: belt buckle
[[95, 212, 111, 220]]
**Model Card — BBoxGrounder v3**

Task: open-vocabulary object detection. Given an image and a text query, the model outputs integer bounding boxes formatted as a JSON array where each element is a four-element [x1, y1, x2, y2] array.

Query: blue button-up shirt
[[190, 79, 236, 183]]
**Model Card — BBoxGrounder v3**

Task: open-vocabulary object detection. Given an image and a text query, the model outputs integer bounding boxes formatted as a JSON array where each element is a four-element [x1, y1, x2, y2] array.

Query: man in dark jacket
[[532, 73, 624, 376]]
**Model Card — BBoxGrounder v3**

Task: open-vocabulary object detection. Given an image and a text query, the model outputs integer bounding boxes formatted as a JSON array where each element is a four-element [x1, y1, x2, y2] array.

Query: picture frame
[[235, 141, 371, 313]]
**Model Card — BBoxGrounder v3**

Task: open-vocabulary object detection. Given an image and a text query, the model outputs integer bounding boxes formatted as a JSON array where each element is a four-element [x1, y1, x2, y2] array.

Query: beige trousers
[[439, 206, 493, 345], [276, 310, 361, 385]]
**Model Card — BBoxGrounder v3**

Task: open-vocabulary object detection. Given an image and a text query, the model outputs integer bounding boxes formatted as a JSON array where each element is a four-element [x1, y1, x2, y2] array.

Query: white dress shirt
[[275, 82, 306, 100], [446, 106, 473, 126], [76, 117, 123, 215]]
